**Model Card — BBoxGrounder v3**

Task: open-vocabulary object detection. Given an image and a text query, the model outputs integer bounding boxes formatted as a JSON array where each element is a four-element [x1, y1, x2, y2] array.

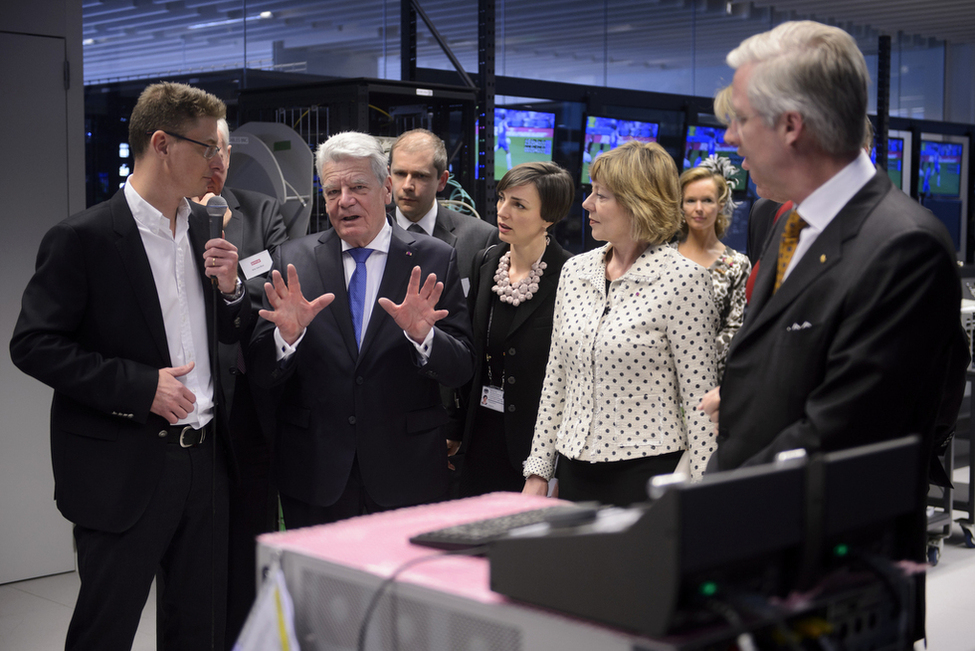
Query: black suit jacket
[[10, 190, 250, 533], [430, 204, 500, 280], [712, 172, 965, 471], [746, 198, 784, 266], [249, 223, 475, 508], [461, 238, 572, 470], [216, 187, 289, 415]]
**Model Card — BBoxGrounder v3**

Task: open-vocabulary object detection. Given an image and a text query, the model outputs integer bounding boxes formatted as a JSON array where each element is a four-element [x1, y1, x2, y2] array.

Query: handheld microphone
[[206, 196, 228, 287], [206, 195, 228, 240]]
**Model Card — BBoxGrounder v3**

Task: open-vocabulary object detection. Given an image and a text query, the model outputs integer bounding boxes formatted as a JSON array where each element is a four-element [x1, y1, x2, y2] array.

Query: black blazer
[[430, 204, 500, 281], [248, 223, 475, 508], [10, 190, 250, 533], [712, 172, 966, 471], [216, 187, 289, 414], [460, 238, 572, 470], [746, 198, 784, 266]]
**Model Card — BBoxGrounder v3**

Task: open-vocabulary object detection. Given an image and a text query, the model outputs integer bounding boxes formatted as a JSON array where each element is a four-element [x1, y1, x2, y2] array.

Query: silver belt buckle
[[179, 425, 204, 448]]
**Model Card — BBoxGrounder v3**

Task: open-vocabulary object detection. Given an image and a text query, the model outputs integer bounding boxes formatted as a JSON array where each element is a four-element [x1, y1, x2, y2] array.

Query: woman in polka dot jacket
[[523, 141, 719, 506]]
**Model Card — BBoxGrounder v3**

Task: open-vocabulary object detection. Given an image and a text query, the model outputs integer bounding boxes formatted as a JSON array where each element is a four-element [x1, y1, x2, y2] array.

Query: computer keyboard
[[409, 504, 596, 552]]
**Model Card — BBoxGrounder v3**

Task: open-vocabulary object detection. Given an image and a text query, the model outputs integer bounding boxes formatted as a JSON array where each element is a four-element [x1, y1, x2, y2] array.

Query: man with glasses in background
[[11, 82, 248, 650], [190, 118, 290, 647]]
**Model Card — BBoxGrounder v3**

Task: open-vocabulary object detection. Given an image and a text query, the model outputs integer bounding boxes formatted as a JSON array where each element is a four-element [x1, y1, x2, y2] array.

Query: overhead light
[[83, 38, 95, 45], [188, 12, 274, 30]]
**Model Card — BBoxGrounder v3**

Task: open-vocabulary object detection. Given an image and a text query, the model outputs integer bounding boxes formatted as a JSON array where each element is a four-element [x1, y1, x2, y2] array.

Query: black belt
[[159, 423, 210, 448]]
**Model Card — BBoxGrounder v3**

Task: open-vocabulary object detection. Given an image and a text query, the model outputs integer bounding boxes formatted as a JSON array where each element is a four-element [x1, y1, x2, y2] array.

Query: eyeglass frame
[[146, 130, 221, 160]]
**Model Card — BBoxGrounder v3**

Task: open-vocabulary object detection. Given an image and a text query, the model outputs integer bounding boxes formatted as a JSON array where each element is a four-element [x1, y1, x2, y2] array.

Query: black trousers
[[279, 456, 390, 529], [556, 451, 682, 506], [225, 380, 278, 649], [66, 439, 229, 651]]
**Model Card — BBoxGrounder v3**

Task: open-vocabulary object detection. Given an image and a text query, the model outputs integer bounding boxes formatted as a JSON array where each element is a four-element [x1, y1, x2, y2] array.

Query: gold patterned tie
[[774, 210, 808, 292]]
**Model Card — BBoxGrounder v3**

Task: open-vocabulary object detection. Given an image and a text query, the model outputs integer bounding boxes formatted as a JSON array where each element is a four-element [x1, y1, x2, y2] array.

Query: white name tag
[[240, 250, 273, 280], [479, 385, 504, 412]]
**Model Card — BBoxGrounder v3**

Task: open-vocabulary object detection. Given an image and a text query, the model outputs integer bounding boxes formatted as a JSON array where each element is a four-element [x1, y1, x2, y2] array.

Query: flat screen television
[[683, 125, 748, 191], [475, 108, 556, 181], [580, 116, 658, 185], [870, 136, 905, 190], [917, 140, 964, 198]]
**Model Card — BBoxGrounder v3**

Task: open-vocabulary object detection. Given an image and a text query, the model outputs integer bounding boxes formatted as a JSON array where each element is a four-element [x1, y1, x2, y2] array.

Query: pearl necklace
[[492, 247, 547, 306]]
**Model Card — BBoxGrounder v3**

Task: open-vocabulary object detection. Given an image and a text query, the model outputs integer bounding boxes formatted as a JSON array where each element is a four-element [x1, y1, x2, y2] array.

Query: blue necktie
[[348, 248, 373, 348]]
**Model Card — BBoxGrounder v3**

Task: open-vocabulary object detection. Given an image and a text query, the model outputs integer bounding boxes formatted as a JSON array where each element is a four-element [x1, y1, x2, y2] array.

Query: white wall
[[0, 0, 85, 584]]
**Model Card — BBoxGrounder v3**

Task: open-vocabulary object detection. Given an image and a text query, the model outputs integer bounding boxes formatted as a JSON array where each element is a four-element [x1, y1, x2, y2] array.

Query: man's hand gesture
[[259, 264, 334, 344], [378, 266, 448, 344]]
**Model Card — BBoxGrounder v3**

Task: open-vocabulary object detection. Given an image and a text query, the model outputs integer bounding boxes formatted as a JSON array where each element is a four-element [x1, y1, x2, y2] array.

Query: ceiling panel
[[81, 0, 975, 85]]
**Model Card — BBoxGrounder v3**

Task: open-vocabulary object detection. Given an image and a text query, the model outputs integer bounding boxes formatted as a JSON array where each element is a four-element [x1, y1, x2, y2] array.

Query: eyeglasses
[[149, 130, 221, 159]]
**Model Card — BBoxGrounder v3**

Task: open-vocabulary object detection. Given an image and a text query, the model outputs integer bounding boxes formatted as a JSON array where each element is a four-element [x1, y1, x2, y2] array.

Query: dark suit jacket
[[249, 223, 475, 508], [430, 204, 500, 280], [712, 172, 965, 472], [216, 187, 289, 415], [461, 238, 572, 471], [9, 190, 250, 533], [746, 198, 784, 266]]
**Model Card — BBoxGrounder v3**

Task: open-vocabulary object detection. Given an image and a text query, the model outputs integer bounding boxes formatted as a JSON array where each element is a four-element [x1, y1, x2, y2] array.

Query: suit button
[[507, 376, 516, 385], [356, 376, 364, 385], [348, 416, 356, 425], [507, 405, 516, 412], [158, 430, 167, 438], [508, 348, 516, 356]]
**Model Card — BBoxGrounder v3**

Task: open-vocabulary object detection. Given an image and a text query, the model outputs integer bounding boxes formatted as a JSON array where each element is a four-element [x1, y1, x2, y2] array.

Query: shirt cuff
[[221, 277, 245, 303], [274, 327, 305, 361], [405, 327, 435, 363]]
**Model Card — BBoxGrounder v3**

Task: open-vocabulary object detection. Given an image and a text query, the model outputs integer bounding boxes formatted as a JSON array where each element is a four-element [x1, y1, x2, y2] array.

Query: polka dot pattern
[[523, 243, 719, 482], [669, 242, 751, 382]]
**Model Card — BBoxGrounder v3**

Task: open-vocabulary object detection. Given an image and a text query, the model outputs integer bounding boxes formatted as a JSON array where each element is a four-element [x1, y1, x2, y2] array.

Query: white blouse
[[523, 243, 719, 481]]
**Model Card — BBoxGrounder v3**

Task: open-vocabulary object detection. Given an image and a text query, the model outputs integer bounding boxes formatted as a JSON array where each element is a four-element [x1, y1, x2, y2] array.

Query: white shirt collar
[[341, 217, 393, 254], [394, 201, 438, 236], [124, 178, 191, 238], [795, 150, 876, 230]]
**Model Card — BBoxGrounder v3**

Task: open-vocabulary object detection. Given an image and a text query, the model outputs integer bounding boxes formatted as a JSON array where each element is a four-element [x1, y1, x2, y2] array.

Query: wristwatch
[[221, 277, 244, 302]]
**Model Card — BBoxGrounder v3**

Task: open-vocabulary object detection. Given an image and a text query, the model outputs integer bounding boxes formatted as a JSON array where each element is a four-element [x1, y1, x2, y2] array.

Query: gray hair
[[727, 21, 869, 157], [316, 131, 389, 184], [216, 118, 230, 148]]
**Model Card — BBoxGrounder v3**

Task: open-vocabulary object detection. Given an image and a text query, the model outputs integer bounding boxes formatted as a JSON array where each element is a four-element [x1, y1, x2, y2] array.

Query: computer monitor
[[489, 436, 922, 638], [918, 133, 970, 261], [918, 140, 965, 198], [683, 125, 748, 191], [476, 108, 556, 181], [580, 116, 658, 185], [871, 136, 906, 190]]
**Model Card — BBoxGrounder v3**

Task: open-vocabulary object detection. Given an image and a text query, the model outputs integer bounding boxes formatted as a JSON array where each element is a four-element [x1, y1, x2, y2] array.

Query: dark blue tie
[[348, 248, 373, 348]]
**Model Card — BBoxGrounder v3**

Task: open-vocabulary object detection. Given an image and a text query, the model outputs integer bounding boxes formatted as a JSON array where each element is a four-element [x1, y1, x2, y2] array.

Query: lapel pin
[[820, 254, 826, 263], [406, 250, 413, 257]]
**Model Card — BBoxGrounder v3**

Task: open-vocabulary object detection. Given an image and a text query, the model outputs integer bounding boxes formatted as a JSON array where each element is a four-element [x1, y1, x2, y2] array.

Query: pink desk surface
[[257, 492, 559, 605]]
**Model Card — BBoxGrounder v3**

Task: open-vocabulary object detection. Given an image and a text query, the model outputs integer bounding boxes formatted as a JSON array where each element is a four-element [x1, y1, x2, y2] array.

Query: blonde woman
[[523, 141, 718, 505], [676, 158, 751, 380]]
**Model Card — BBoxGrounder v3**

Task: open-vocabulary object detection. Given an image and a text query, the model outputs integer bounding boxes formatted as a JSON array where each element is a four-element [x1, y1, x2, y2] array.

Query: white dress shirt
[[395, 202, 438, 236], [124, 180, 214, 428], [784, 151, 877, 282]]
